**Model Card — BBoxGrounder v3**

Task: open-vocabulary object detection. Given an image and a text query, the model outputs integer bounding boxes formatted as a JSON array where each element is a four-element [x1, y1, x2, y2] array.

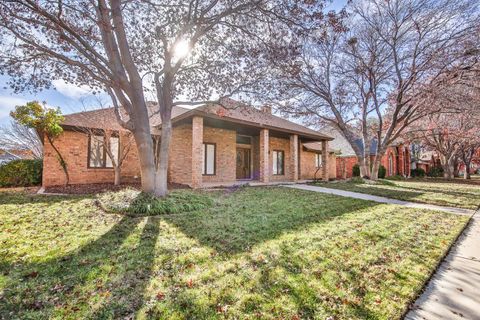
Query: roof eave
[[169, 109, 334, 141]]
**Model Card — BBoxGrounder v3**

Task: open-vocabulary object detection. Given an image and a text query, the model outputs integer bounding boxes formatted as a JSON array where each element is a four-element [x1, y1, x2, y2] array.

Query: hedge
[[378, 165, 387, 179], [352, 164, 360, 177], [411, 168, 426, 177], [427, 166, 444, 178], [0, 159, 43, 187]]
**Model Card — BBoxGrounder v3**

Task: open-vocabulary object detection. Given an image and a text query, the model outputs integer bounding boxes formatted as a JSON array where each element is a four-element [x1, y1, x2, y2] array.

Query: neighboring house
[[324, 128, 411, 179], [42, 101, 335, 188], [412, 150, 441, 174], [0, 150, 21, 165]]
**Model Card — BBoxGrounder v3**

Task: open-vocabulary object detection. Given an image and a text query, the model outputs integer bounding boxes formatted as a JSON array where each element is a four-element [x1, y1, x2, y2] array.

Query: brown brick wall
[[300, 148, 336, 180], [43, 122, 338, 187], [43, 130, 141, 187], [202, 126, 236, 183], [269, 136, 291, 181], [168, 124, 193, 186]]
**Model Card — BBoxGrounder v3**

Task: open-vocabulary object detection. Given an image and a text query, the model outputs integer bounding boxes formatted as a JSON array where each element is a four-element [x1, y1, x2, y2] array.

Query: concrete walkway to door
[[283, 184, 479, 320]]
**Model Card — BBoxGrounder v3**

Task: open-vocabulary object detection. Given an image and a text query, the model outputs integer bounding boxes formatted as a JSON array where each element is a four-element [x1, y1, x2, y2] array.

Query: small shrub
[[410, 168, 426, 178], [378, 165, 387, 179], [97, 188, 213, 216], [428, 167, 444, 178], [352, 164, 360, 177], [0, 159, 42, 187]]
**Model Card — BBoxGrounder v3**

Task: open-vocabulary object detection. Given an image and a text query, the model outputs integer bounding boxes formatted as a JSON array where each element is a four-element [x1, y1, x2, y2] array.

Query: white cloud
[[52, 79, 92, 99], [0, 96, 28, 122]]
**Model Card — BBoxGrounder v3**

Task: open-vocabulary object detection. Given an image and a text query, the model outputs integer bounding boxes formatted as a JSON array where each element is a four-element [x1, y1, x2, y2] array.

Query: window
[[388, 153, 394, 176], [272, 150, 284, 175], [88, 134, 119, 168], [315, 153, 323, 168], [202, 143, 216, 175]]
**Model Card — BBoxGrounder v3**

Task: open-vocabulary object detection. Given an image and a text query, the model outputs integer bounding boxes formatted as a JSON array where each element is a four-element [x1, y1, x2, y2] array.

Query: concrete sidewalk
[[283, 184, 475, 216], [284, 184, 479, 320], [405, 212, 480, 320]]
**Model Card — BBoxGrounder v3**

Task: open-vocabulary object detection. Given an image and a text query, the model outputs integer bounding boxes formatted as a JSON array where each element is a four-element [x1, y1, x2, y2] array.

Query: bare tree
[[0, 0, 294, 196], [0, 120, 43, 158], [270, 0, 478, 179]]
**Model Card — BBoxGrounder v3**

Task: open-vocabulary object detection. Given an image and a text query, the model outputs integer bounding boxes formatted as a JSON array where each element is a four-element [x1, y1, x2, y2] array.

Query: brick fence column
[[259, 128, 269, 183], [290, 134, 298, 181], [322, 140, 329, 181], [191, 116, 203, 188]]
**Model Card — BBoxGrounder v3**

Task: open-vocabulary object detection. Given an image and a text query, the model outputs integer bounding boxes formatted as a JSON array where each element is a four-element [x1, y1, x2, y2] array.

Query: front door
[[236, 148, 251, 179]]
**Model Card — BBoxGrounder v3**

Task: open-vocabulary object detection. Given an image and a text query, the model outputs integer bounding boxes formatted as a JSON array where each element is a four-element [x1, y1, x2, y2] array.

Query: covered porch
[[176, 114, 332, 189]]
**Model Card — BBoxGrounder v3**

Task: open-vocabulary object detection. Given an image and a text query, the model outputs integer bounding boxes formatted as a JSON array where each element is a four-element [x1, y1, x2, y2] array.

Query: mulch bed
[[44, 182, 189, 195]]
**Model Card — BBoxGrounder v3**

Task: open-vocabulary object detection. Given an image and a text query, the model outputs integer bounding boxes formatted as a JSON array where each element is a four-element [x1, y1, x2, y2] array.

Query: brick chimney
[[261, 105, 272, 114]]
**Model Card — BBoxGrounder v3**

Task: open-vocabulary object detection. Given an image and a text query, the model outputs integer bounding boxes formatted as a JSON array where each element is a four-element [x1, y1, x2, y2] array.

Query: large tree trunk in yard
[[155, 119, 172, 197], [132, 129, 156, 193], [371, 156, 382, 180], [358, 154, 371, 178], [443, 156, 455, 179], [464, 164, 471, 179]]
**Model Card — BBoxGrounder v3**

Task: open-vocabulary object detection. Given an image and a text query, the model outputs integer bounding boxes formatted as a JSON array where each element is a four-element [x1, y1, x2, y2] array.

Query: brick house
[[324, 128, 411, 179], [42, 101, 335, 188]]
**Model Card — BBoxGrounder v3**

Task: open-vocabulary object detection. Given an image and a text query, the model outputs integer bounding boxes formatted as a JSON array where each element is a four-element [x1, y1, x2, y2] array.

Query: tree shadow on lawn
[[0, 215, 161, 319], [162, 189, 380, 255], [0, 188, 382, 318]]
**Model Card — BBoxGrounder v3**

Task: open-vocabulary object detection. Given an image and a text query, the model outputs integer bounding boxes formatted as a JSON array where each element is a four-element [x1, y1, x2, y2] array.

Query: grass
[[313, 179, 480, 210], [97, 188, 213, 216], [0, 187, 468, 319]]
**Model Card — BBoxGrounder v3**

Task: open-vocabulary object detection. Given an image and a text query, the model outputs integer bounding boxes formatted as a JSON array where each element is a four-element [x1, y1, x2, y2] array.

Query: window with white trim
[[202, 143, 216, 175], [272, 150, 284, 175]]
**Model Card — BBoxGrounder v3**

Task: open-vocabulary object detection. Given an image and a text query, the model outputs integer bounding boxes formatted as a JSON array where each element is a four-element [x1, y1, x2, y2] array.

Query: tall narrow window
[[388, 153, 394, 176], [272, 150, 284, 175], [202, 143, 216, 175], [315, 153, 323, 168]]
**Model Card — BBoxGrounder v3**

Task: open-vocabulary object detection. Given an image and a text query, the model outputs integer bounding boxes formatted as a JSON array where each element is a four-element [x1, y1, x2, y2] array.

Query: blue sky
[[0, 0, 348, 126]]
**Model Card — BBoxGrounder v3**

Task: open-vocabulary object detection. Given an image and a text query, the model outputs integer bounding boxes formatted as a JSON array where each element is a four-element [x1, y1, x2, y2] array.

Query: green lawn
[[0, 187, 468, 319], [314, 179, 480, 210]]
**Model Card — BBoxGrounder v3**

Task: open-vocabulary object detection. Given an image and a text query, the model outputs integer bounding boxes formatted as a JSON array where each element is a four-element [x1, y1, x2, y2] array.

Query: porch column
[[191, 116, 203, 188], [322, 140, 329, 181], [290, 134, 298, 181], [259, 128, 269, 183]]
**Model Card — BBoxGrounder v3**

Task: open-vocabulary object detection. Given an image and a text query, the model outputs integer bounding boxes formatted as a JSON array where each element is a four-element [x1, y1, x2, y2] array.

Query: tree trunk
[[453, 158, 460, 178], [443, 156, 455, 179], [154, 119, 172, 197], [371, 155, 382, 180], [357, 156, 367, 177], [464, 162, 471, 179], [132, 129, 156, 193], [114, 166, 121, 185], [359, 154, 371, 178]]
